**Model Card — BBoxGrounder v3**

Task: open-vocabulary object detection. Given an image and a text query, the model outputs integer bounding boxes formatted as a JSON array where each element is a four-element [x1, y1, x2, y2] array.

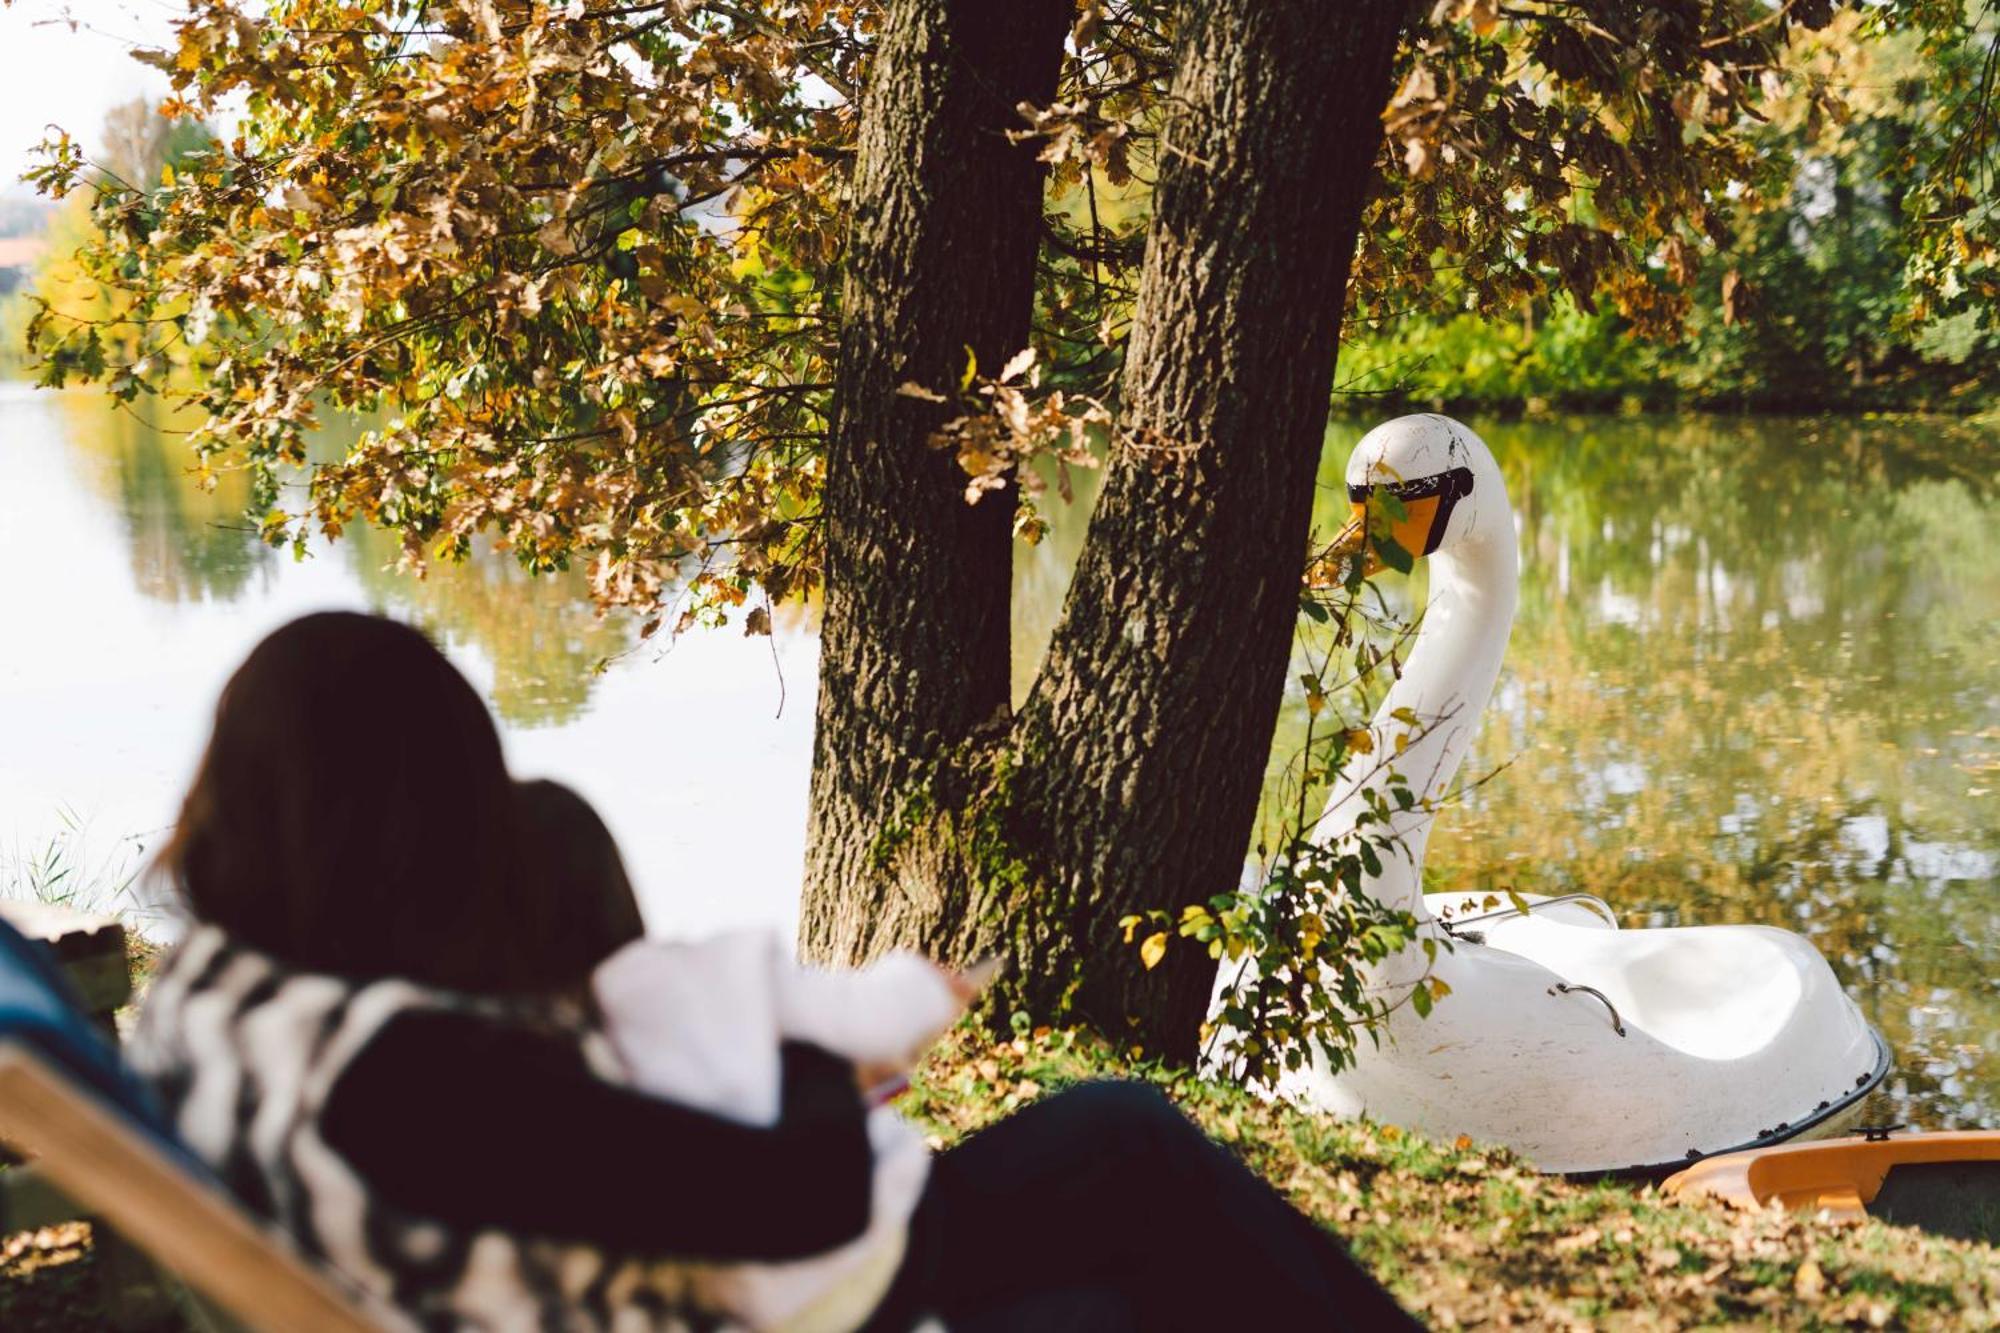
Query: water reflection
[[8, 389, 1998, 1127], [44, 392, 641, 728], [51, 392, 274, 604], [342, 525, 638, 729], [1, 386, 803, 942]]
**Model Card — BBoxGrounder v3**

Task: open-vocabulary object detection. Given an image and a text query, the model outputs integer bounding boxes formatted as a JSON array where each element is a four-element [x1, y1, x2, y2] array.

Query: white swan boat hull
[[1278, 894, 1889, 1176]]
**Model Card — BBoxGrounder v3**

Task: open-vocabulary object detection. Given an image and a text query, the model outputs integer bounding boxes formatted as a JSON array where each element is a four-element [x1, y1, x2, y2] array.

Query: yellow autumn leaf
[[1139, 931, 1168, 970], [1344, 728, 1375, 754]]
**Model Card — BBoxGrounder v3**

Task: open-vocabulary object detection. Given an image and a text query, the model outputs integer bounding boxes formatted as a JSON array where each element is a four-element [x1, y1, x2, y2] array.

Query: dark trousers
[[863, 1081, 1422, 1332]]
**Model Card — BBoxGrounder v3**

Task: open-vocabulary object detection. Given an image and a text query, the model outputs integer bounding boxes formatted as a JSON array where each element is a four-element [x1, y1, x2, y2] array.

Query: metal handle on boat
[[1444, 892, 1619, 931], [1548, 982, 1626, 1037]]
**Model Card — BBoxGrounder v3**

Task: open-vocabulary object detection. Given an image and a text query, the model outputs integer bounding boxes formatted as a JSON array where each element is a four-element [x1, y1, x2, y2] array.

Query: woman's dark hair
[[161, 612, 586, 994], [509, 779, 648, 986]]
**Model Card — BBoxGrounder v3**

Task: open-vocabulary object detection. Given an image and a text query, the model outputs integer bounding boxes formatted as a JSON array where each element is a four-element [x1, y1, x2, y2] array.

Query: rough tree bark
[[803, 0, 1409, 1060], [1002, 1, 1410, 1054], [797, 0, 1072, 954]]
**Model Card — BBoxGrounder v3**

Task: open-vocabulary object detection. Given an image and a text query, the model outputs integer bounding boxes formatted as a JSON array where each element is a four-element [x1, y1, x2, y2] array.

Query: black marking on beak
[[1346, 467, 1475, 555]]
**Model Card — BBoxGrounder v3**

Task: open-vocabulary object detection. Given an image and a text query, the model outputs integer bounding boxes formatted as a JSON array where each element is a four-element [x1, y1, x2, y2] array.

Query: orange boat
[[1663, 1129, 2000, 1243]]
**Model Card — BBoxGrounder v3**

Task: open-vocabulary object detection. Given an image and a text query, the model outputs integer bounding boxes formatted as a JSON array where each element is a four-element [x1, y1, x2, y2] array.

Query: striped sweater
[[128, 924, 744, 1332]]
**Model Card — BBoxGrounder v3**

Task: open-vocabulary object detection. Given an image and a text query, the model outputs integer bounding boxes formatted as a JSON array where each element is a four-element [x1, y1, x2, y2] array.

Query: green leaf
[[1372, 533, 1414, 574]]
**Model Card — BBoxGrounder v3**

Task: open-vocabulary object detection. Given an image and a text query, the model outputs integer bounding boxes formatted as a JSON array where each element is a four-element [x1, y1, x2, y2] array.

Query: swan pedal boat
[[1217, 415, 1890, 1177]]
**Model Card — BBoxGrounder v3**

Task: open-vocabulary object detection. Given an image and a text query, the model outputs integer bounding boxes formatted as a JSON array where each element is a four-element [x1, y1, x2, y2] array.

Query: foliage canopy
[[22, 0, 1991, 622]]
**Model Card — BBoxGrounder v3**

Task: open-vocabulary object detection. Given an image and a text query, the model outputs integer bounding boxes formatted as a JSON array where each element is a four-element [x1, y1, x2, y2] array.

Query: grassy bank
[[907, 1027, 2000, 1330], [5, 946, 1997, 1329]]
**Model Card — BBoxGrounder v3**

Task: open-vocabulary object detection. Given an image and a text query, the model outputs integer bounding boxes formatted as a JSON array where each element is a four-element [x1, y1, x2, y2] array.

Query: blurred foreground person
[[130, 611, 1419, 1332]]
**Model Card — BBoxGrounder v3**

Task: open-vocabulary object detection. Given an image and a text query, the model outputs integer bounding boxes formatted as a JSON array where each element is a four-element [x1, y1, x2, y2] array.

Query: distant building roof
[[0, 236, 48, 270]]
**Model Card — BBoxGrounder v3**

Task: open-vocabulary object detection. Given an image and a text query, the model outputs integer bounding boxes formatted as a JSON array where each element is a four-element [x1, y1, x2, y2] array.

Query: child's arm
[[771, 948, 985, 1075]]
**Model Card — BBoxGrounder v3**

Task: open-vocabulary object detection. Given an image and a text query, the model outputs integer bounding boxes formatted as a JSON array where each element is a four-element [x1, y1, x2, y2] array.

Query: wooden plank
[[0, 1045, 396, 1333]]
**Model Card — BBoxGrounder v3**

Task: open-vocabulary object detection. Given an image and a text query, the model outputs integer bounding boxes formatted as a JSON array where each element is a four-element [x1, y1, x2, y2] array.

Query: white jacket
[[592, 933, 963, 1333]]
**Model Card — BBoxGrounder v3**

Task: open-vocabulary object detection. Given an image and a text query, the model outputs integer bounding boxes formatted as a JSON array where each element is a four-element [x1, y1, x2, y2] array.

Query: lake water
[[2, 386, 1995, 1128]]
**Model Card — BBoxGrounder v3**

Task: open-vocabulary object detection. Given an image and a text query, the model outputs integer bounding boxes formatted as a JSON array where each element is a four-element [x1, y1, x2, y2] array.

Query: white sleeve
[[590, 933, 786, 1126], [772, 949, 966, 1071]]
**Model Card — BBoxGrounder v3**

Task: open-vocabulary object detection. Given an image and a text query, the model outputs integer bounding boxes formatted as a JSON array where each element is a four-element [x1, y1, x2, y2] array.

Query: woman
[[130, 612, 1418, 1332]]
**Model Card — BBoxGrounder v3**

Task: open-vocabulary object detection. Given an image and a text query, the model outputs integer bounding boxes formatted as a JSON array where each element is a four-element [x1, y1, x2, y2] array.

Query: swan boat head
[[1315, 415, 1519, 929], [1331, 412, 1514, 582]]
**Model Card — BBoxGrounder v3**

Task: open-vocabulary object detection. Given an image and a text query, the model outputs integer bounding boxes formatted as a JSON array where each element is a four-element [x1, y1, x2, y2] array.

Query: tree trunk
[[797, 0, 1071, 958], [804, 0, 1408, 1061], [1004, 2, 1408, 1055]]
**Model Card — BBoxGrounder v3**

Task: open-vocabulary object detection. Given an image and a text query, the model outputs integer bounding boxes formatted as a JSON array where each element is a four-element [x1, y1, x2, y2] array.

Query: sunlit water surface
[[2, 387, 1995, 1127]]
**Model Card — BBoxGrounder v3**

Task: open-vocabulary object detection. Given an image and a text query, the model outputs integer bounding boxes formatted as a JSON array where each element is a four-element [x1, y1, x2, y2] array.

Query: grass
[[0, 810, 168, 993], [0, 807, 155, 920], [5, 934, 1997, 1329], [905, 1026, 2000, 1330], [0, 1225, 146, 1333]]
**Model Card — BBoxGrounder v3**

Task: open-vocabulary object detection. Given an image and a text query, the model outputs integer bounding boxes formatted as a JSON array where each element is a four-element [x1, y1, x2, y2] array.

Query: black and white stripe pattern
[[129, 926, 738, 1333]]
